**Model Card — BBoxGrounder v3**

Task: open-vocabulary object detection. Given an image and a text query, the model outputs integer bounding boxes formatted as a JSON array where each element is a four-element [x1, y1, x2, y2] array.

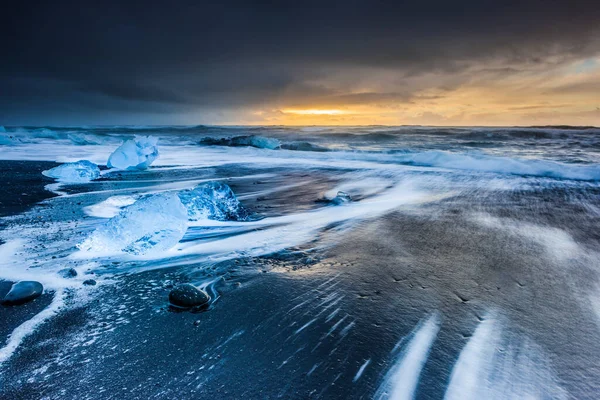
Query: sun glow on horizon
[[281, 109, 350, 116]]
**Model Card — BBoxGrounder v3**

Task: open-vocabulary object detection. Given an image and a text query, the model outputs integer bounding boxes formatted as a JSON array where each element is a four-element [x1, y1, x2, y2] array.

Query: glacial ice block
[[42, 160, 101, 183], [107, 136, 159, 170], [178, 181, 248, 221], [79, 192, 188, 255]]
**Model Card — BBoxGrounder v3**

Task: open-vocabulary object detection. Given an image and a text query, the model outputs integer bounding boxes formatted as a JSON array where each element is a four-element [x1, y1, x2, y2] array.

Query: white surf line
[[374, 314, 441, 400], [0, 290, 65, 367], [353, 359, 371, 382]]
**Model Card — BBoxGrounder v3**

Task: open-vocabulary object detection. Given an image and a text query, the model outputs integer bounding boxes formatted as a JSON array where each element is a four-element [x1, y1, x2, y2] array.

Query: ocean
[[1, 125, 599, 399]]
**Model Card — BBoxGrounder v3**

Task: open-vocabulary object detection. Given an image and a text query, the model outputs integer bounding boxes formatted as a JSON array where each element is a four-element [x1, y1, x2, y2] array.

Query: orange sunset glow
[[235, 57, 600, 126]]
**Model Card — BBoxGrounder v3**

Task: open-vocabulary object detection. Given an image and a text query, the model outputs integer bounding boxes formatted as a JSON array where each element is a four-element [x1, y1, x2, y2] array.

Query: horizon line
[[3, 124, 599, 130]]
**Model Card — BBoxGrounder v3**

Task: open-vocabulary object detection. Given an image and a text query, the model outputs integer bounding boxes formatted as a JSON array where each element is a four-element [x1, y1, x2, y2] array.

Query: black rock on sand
[[169, 283, 210, 309], [1, 281, 44, 306]]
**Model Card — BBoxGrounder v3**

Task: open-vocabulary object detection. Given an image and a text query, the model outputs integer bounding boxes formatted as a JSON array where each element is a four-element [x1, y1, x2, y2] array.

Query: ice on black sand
[[42, 160, 100, 183], [79, 192, 188, 255], [169, 283, 210, 309], [79, 182, 247, 255], [2, 281, 44, 306]]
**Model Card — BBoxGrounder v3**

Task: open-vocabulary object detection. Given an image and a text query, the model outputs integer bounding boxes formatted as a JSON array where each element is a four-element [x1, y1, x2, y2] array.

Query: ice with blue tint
[[178, 181, 248, 221], [243, 135, 280, 150], [0, 127, 18, 146], [42, 160, 101, 183], [200, 135, 281, 149], [79, 192, 188, 255], [331, 191, 352, 205], [0, 135, 14, 145], [107, 136, 159, 170]]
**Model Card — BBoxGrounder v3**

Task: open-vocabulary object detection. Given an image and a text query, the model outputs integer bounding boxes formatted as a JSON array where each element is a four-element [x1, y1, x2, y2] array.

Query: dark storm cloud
[[1, 0, 599, 123]]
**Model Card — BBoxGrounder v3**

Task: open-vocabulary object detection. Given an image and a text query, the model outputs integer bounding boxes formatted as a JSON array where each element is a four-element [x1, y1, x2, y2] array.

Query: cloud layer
[[1, 0, 599, 125]]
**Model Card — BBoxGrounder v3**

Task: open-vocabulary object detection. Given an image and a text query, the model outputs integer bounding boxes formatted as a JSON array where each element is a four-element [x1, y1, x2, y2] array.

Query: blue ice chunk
[[42, 160, 101, 183], [178, 182, 248, 221], [79, 192, 188, 255], [107, 136, 159, 170], [331, 191, 352, 205]]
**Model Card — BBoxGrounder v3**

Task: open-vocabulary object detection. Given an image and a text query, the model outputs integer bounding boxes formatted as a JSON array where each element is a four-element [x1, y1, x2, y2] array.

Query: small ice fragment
[[42, 160, 100, 183], [107, 136, 159, 170], [79, 192, 188, 255], [178, 181, 248, 221], [331, 191, 352, 205]]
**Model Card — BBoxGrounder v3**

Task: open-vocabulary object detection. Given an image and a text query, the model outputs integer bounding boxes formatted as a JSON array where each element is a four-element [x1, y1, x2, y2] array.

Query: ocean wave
[[396, 151, 600, 181], [199, 135, 332, 152], [66, 133, 105, 145], [280, 141, 330, 152], [198, 135, 281, 149]]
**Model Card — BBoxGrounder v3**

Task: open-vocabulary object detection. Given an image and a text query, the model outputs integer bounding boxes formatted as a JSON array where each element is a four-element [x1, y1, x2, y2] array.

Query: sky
[[1, 0, 599, 126]]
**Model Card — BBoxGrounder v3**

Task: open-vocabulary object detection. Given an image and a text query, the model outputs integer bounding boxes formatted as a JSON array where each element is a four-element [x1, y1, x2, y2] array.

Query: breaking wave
[[395, 151, 600, 181]]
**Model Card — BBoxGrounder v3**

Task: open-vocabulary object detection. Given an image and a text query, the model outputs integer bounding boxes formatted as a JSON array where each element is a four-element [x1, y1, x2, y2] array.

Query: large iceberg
[[107, 136, 159, 170], [178, 182, 248, 221], [42, 160, 101, 183], [79, 192, 188, 255]]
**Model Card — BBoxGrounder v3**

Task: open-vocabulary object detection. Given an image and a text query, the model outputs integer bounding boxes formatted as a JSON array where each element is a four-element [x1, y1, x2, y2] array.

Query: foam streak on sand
[[353, 359, 371, 382], [375, 314, 440, 400], [444, 316, 566, 400]]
